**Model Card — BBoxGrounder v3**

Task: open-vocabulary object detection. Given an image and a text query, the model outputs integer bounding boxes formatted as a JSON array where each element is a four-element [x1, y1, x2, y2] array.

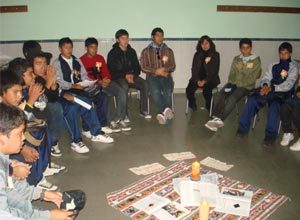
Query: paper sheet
[[129, 163, 165, 176], [200, 157, 234, 171], [153, 202, 190, 220], [73, 97, 92, 110], [77, 80, 97, 87], [180, 181, 220, 207], [163, 152, 196, 161], [216, 187, 253, 217], [132, 194, 170, 214]]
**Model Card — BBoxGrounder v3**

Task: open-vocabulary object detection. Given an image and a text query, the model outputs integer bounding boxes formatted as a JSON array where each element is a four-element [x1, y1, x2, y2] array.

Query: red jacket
[[80, 54, 111, 80]]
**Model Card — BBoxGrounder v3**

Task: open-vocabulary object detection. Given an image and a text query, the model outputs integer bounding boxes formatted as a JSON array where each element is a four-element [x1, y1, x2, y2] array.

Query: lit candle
[[199, 201, 209, 220], [191, 161, 200, 181]]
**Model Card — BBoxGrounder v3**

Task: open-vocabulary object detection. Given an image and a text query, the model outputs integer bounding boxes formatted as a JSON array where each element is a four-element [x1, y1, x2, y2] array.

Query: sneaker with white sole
[[49, 162, 66, 172], [119, 120, 132, 131], [205, 122, 218, 132], [51, 144, 62, 157], [43, 167, 58, 177], [101, 126, 113, 134], [207, 118, 224, 128], [110, 121, 121, 133], [140, 112, 152, 119], [290, 138, 300, 151], [71, 141, 90, 154], [163, 108, 174, 120], [124, 116, 130, 123], [280, 133, 294, 146], [156, 114, 166, 125], [37, 177, 58, 191], [82, 131, 92, 139], [91, 134, 114, 143]]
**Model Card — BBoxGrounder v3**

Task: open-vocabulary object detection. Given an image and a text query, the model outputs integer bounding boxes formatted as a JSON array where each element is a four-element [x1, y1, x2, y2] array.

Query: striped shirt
[[140, 43, 176, 75]]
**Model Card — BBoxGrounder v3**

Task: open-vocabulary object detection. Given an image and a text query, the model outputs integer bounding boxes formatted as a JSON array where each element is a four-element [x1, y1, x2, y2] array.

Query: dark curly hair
[[196, 35, 216, 52]]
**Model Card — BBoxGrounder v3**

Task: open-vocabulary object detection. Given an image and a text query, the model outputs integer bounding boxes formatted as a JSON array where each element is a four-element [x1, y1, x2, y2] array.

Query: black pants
[[186, 80, 215, 110], [213, 84, 250, 121], [280, 102, 300, 134]]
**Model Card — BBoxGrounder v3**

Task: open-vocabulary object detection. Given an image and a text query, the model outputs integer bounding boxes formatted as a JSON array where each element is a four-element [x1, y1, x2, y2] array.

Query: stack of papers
[[200, 157, 234, 171], [163, 152, 196, 161], [129, 163, 165, 176]]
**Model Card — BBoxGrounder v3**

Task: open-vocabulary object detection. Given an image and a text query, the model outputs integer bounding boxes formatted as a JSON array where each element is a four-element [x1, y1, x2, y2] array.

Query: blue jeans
[[238, 93, 283, 139], [10, 127, 51, 186], [44, 102, 64, 145], [103, 81, 127, 121], [59, 95, 101, 142], [147, 75, 174, 113], [82, 91, 108, 131]]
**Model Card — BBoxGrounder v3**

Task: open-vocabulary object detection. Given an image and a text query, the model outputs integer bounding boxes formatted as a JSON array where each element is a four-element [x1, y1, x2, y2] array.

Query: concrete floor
[[37, 94, 300, 220]]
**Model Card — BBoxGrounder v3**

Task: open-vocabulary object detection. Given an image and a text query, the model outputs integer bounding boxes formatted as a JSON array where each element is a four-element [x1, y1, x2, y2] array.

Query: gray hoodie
[[0, 153, 50, 219]]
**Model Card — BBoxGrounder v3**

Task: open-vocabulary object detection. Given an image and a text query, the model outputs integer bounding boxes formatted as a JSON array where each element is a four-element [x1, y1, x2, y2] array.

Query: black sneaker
[[263, 137, 276, 147]]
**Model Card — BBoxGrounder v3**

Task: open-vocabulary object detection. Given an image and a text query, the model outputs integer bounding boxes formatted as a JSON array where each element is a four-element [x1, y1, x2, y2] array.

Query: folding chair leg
[[113, 96, 117, 109], [209, 96, 214, 117], [185, 99, 189, 114], [172, 93, 175, 112], [278, 120, 282, 135], [147, 97, 150, 114], [252, 114, 257, 129]]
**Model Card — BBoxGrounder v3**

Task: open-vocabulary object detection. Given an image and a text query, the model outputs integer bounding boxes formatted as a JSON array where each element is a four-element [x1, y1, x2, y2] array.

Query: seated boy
[[107, 30, 151, 122], [1, 67, 61, 190], [53, 37, 114, 154], [140, 27, 176, 125], [280, 86, 300, 151], [80, 37, 119, 133], [205, 38, 261, 131], [236, 42, 299, 146], [0, 103, 74, 220]]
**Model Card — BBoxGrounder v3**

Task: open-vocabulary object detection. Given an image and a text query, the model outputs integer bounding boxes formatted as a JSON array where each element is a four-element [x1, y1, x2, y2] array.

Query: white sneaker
[[37, 177, 58, 191], [51, 144, 62, 157], [110, 121, 121, 133], [163, 108, 174, 120], [119, 120, 132, 131], [124, 116, 130, 123], [156, 114, 166, 125], [205, 122, 218, 132], [43, 167, 58, 177], [101, 126, 113, 134], [91, 134, 114, 143], [140, 112, 152, 119], [280, 133, 294, 146], [82, 131, 92, 139], [290, 138, 300, 151], [49, 162, 66, 172], [71, 141, 90, 154], [207, 118, 224, 128]]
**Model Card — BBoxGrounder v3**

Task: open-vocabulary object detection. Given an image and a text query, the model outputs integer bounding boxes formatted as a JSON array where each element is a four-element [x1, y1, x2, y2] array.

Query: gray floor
[[37, 94, 300, 220]]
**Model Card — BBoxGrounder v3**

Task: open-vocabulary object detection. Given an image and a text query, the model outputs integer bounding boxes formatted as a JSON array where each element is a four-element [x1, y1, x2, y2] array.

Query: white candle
[[199, 201, 209, 220]]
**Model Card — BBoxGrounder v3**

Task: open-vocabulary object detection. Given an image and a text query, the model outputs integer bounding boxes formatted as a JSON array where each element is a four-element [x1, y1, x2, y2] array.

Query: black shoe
[[236, 130, 248, 139], [263, 137, 276, 146], [189, 104, 197, 111]]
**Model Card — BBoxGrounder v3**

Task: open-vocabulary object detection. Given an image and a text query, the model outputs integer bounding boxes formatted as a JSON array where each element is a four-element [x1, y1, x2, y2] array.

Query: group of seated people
[[0, 27, 299, 219], [187, 36, 299, 149]]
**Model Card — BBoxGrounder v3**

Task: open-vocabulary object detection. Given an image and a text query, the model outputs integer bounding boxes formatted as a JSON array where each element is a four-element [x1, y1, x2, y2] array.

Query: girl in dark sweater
[[186, 35, 220, 111]]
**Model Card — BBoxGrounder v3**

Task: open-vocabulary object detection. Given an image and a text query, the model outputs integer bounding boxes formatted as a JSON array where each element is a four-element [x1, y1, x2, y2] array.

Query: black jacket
[[191, 50, 220, 87], [107, 43, 141, 81]]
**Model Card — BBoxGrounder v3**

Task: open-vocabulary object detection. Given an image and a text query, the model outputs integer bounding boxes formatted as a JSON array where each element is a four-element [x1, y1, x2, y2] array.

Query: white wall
[[1, 40, 300, 91]]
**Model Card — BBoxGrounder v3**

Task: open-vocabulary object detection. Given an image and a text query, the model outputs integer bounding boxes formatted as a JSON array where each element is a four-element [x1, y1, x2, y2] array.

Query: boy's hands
[[44, 191, 63, 207], [155, 68, 169, 77], [71, 84, 84, 90], [260, 85, 271, 96], [27, 84, 44, 106], [20, 146, 39, 162], [197, 80, 206, 88], [101, 77, 111, 88], [63, 93, 74, 102], [50, 209, 75, 220], [45, 65, 57, 89], [11, 160, 31, 180], [125, 74, 134, 83]]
